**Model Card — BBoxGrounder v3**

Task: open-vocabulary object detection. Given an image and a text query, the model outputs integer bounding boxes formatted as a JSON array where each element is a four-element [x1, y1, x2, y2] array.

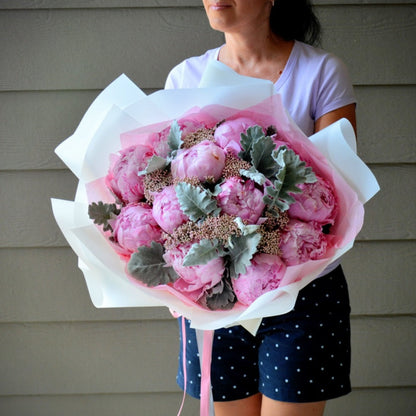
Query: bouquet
[[52, 61, 379, 333], [89, 110, 341, 311]]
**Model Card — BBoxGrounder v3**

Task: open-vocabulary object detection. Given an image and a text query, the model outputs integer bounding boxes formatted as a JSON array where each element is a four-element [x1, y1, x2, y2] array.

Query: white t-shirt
[[165, 41, 356, 136]]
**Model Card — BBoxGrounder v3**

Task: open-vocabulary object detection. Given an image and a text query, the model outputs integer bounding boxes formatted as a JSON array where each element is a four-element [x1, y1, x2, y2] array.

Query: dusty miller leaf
[[211, 183, 223, 197], [250, 135, 278, 178], [263, 147, 317, 216], [175, 182, 220, 222], [227, 233, 261, 278], [234, 217, 260, 236], [240, 167, 267, 185], [138, 155, 167, 176], [238, 125, 264, 162], [205, 277, 237, 311], [88, 201, 120, 232], [168, 120, 183, 152], [273, 147, 317, 196], [127, 241, 178, 287], [182, 239, 227, 266], [263, 178, 292, 215]]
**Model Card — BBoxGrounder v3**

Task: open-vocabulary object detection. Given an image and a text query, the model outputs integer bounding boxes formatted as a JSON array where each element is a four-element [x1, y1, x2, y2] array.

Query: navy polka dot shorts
[[177, 266, 351, 403]]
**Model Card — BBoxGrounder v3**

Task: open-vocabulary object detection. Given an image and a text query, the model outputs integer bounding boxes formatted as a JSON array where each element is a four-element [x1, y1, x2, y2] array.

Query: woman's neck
[[219, 31, 294, 83]]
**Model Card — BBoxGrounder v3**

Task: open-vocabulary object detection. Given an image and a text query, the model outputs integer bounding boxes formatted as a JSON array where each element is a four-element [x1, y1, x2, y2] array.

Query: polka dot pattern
[[177, 266, 351, 403]]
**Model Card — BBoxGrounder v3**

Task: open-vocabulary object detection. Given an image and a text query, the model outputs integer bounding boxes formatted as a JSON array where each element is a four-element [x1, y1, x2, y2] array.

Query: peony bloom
[[113, 203, 162, 253], [152, 185, 189, 234], [106, 144, 154, 204], [179, 117, 213, 135], [214, 117, 259, 156], [288, 176, 337, 225], [232, 253, 286, 305], [217, 177, 265, 223], [163, 243, 225, 301], [279, 219, 327, 266], [153, 118, 211, 158], [146, 131, 170, 159], [171, 140, 226, 182]]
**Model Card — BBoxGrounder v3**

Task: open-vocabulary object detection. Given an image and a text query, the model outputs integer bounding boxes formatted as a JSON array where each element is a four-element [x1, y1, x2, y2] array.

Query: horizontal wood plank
[[0, 388, 415, 416], [355, 86, 416, 164], [0, 6, 415, 91], [342, 241, 416, 315], [0, 0, 203, 8], [0, 392, 199, 416], [355, 164, 416, 241], [0, 0, 413, 9], [350, 317, 416, 387], [325, 387, 416, 416], [1, 165, 413, 248], [0, 86, 414, 171], [0, 241, 414, 323], [0, 317, 414, 395], [0, 247, 171, 323], [318, 5, 416, 85], [0, 8, 222, 91], [0, 170, 78, 248], [0, 320, 181, 395], [0, 90, 99, 170]]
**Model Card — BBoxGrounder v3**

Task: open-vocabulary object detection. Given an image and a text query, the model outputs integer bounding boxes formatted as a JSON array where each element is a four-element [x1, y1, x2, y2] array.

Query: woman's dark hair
[[270, 0, 321, 45]]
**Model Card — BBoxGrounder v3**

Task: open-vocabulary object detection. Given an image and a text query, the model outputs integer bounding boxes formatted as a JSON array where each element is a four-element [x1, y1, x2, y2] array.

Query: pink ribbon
[[176, 318, 215, 416], [176, 317, 188, 416], [200, 329, 214, 416]]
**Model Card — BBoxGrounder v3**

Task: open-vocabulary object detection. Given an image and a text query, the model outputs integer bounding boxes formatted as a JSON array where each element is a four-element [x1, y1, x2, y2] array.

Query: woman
[[165, 1, 356, 415]]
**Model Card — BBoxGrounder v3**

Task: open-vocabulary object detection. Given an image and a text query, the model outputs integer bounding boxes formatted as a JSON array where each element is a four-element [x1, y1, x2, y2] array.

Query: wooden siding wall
[[0, 1, 415, 415]]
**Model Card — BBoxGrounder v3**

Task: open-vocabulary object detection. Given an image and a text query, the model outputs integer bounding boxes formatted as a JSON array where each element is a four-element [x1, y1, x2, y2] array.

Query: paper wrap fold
[[52, 61, 379, 334]]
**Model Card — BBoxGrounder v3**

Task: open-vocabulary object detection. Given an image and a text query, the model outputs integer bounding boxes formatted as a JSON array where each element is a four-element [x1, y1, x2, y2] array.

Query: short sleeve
[[164, 47, 221, 90], [314, 54, 356, 121], [164, 63, 184, 90]]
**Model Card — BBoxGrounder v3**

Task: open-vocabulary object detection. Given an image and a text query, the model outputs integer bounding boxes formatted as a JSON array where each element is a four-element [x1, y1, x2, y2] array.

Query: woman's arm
[[314, 103, 357, 135]]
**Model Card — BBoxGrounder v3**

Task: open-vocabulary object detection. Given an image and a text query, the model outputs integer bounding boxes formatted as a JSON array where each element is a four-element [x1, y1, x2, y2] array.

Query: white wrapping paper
[[51, 61, 379, 334]]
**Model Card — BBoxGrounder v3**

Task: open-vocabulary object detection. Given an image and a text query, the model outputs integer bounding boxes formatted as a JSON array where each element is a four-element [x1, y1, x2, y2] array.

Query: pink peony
[[214, 117, 259, 156], [171, 140, 226, 182], [153, 118, 211, 159], [113, 203, 162, 253], [178, 117, 214, 135], [163, 243, 225, 301], [217, 177, 265, 223], [152, 185, 188, 234], [232, 253, 286, 305], [288, 176, 337, 225], [106, 144, 154, 204], [279, 219, 328, 266], [147, 131, 170, 159]]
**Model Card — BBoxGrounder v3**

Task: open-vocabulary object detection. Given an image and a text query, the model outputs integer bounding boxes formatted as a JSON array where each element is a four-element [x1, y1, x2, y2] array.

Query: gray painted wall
[[0, 1, 415, 415]]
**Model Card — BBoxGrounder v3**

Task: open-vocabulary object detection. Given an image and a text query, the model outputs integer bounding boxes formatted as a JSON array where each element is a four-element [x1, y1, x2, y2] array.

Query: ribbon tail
[[176, 316, 188, 416], [196, 328, 215, 416]]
